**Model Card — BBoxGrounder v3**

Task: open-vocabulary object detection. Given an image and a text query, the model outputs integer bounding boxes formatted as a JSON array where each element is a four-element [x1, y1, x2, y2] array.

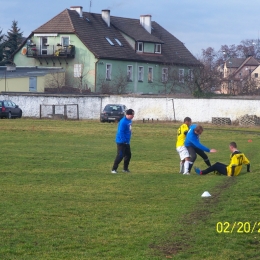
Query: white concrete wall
[[1, 93, 260, 122]]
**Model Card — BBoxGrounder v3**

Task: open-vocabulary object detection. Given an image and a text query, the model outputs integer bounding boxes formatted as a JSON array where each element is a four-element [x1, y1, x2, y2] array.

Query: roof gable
[[232, 56, 260, 75], [34, 9, 76, 33]]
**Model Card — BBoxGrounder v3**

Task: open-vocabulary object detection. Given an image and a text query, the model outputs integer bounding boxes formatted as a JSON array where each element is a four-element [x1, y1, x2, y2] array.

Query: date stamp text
[[216, 222, 260, 233]]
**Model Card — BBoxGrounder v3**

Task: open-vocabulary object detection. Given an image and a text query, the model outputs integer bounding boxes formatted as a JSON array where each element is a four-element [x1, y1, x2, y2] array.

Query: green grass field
[[0, 119, 260, 260]]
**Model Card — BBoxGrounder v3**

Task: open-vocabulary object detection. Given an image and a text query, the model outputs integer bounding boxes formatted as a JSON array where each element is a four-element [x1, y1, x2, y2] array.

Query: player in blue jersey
[[184, 125, 217, 172], [111, 109, 134, 174]]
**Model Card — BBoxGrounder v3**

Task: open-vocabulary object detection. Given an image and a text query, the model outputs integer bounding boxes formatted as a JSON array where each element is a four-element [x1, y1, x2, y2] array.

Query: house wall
[[235, 66, 257, 79], [1, 93, 260, 122], [0, 76, 45, 92], [252, 66, 260, 79], [96, 61, 190, 94], [96, 60, 162, 93], [144, 43, 154, 53]]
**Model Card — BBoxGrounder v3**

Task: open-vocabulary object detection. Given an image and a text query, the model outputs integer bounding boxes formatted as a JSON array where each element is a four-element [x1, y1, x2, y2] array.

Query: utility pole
[[5, 68, 6, 92]]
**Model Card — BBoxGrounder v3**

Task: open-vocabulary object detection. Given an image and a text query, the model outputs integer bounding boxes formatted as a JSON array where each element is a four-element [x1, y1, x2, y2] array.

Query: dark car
[[100, 104, 127, 122], [0, 100, 22, 119]]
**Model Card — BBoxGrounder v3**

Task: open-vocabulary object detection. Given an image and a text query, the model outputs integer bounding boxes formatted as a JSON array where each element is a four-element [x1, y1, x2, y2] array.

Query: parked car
[[100, 104, 127, 122], [0, 100, 22, 119]]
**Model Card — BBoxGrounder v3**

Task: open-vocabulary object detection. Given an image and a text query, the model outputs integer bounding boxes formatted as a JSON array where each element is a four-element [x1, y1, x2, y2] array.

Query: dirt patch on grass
[[150, 177, 236, 257]]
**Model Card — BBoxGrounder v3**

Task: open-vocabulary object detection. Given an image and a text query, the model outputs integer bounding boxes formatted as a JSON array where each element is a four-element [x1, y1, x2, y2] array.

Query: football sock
[[204, 158, 211, 167], [184, 161, 190, 174], [188, 161, 193, 172]]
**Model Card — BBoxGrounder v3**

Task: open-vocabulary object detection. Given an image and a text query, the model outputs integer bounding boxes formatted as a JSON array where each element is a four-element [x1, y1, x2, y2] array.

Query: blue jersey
[[184, 124, 210, 152], [115, 117, 132, 144]]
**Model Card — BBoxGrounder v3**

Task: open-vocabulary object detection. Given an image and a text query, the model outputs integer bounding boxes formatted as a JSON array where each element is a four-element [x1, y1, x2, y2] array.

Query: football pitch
[[0, 119, 260, 259]]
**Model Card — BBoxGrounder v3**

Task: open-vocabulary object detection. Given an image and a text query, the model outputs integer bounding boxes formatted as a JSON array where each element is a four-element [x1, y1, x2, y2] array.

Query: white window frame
[[105, 37, 114, 46], [187, 69, 194, 82], [148, 67, 153, 82], [127, 65, 133, 81], [61, 36, 70, 46], [115, 38, 123, 46], [74, 64, 82, 78], [138, 66, 144, 81], [137, 42, 143, 52], [155, 44, 161, 54], [106, 64, 112, 80], [179, 69, 184, 83], [162, 68, 168, 82], [40, 36, 48, 55]]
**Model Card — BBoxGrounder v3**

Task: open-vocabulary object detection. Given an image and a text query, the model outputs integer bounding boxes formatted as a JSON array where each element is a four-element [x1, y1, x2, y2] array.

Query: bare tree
[[219, 40, 260, 59], [150, 65, 197, 95], [45, 71, 65, 91], [240, 77, 260, 95], [160, 66, 181, 94], [99, 79, 112, 94], [99, 69, 129, 94], [112, 69, 129, 94], [191, 47, 223, 96], [73, 63, 91, 93], [236, 39, 259, 58]]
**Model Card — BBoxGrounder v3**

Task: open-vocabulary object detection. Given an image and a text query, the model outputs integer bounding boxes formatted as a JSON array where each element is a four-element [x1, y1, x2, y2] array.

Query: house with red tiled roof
[[222, 56, 260, 94], [14, 6, 200, 94]]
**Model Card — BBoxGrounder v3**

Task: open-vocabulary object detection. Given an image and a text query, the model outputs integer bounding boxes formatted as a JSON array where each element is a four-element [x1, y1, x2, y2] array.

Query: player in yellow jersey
[[176, 117, 192, 175], [194, 142, 250, 176]]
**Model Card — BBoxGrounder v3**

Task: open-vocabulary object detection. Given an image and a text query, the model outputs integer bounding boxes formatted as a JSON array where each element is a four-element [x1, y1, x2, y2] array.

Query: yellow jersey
[[226, 151, 250, 176], [176, 123, 189, 148]]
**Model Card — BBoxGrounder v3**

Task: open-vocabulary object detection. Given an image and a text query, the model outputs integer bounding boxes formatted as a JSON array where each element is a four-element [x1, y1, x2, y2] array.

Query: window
[[137, 42, 143, 52], [188, 69, 194, 81], [179, 69, 184, 83], [127, 65, 133, 81], [74, 64, 82, 78], [105, 37, 114, 46], [41, 37, 48, 55], [61, 36, 70, 46], [155, 44, 161, 54], [115, 38, 123, 46], [148, 67, 153, 82], [162, 68, 168, 82], [106, 64, 112, 80], [255, 73, 258, 78], [138, 66, 144, 81]]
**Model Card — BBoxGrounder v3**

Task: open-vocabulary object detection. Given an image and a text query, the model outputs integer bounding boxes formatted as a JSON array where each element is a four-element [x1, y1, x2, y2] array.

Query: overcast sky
[[1, 0, 260, 57]]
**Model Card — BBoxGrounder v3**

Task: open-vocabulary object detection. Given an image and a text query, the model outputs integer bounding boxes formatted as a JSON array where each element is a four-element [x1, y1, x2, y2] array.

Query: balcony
[[26, 44, 75, 64]]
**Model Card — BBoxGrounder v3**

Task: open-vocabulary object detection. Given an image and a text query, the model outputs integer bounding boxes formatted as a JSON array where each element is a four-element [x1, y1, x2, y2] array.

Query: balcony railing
[[26, 44, 75, 58]]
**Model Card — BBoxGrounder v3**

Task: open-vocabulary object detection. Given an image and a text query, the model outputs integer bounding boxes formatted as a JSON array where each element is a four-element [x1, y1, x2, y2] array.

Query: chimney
[[70, 6, 83, 17], [140, 15, 152, 34], [102, 10, 110, 27]]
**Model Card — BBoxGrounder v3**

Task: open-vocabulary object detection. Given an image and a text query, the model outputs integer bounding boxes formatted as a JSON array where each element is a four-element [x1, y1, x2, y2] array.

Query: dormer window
[[155, 44, 161, 54], [137, 42, 143, 52], [105, 37, 114, 46]]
